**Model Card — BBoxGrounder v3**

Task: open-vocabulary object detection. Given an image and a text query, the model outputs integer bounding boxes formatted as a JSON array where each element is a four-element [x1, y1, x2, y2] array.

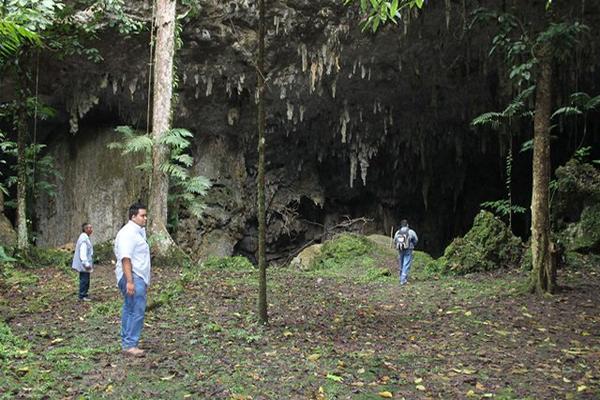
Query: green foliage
[[0, 19, 40, 62], [432, 211, 524, 275], [20, 247, 71, 268], [0, 246, 16, 263], [203, 256, 254, 270], [108, 126, 211, 223], [0, 99, 61, 213], [93, 241, 114, 264], [343, 0, 425, 32], [1, 263, 38, 287], [481, 199, 526, 218]]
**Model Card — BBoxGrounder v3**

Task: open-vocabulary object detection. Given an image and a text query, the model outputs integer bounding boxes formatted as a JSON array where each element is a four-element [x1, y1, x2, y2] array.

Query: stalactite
[[340, 102, 350, 143], [287, 101, 294, 121], [128, 77, 138, 100], [349, 152, 357, 188], [300, 105, 305, 122], [422, 176, 430, 211], [205, 75, 213, 97], [445, 0, 451, 30]]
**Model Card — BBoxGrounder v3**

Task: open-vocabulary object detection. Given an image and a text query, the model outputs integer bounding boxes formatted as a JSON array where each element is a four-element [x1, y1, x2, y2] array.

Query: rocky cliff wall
[[21, 0, 600, 258]]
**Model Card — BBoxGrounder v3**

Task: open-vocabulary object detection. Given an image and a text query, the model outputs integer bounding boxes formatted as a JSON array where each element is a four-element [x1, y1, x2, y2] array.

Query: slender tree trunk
[[149, 0, 177, 254], [16, 94, 28, 250], [257, 0, 268, 324], [529, 43, 555, 294]]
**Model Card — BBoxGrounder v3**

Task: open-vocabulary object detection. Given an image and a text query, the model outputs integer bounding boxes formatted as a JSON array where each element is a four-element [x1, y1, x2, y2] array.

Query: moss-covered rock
[[310, 234, 374, 270], [290, 244, 323, 269], [552, 160, 600, 227], [432, 210, 523, 275], [561, 203, 600, 253]]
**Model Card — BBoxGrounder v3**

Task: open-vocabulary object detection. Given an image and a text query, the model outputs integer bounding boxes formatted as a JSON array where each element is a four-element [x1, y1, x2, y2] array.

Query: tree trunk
[[16, 94, 28, 250], [257, 0, 268, 324], [149, 0, 177, 254], [529, 43, 555, 294]]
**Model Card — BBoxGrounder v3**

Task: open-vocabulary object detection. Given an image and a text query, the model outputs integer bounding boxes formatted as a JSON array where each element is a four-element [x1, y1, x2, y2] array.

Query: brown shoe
[[122, 347, 145, 357]]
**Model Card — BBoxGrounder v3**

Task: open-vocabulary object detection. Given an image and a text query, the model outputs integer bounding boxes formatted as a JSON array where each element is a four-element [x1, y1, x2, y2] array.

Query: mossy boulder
[[552, 159, 600, 227], [561, 203, 600, 253], [432, 210, 523, 275], [309, 234, 374, 270], [290, 244, 323, 269]]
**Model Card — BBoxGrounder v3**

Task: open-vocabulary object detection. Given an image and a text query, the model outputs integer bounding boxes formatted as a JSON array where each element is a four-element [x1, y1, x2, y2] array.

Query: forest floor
[[1, 251, 599, 399]]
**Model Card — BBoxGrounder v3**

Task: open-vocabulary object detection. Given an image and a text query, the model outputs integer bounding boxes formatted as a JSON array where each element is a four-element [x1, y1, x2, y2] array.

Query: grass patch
[[202, 255, 254, 270]]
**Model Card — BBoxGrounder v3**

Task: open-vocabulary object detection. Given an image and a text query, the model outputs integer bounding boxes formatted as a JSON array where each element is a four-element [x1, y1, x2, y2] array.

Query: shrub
[[21, 247, 71, 268], [202, 255, 254, 270], [93, 241, 115, 264]]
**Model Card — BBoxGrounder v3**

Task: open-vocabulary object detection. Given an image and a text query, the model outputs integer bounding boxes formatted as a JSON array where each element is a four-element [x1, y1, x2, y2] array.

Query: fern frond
[[186, 176, 212, 194], [515, 85, 536, 102], [160, 163, 189, 180], [585, 95, 600, 111], [172, 154, 194, 167], [160, 128, 192, 149], [569, 92, 591, 107], [471, 112, 503, 129], [551, 106, 582, 119]]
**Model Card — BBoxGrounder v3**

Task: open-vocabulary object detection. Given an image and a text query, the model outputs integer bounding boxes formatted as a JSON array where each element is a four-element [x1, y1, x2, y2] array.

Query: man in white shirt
[[71, 223, 94, 301], [114, 203, 151, 357]]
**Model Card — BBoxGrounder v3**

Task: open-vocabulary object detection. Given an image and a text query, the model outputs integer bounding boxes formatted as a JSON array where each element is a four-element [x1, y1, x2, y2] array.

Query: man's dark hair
[[400, 219, 408, 227], [81, 223, 91, 232], [128, 203, 147, 220]]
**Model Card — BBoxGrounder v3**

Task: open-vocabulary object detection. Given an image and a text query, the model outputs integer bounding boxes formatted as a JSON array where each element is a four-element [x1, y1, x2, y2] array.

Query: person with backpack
[[394, 219, 418, 285]]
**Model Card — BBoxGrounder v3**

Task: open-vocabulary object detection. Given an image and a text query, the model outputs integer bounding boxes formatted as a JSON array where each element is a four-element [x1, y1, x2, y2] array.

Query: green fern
[[108, 126, 211, 227]]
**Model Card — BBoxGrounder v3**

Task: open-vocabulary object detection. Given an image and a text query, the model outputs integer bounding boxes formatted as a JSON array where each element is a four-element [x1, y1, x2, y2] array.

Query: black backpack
[[395, 231, 410, 251]]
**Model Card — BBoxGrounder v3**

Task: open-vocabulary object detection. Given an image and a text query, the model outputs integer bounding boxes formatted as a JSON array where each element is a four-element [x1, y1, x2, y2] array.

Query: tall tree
[[15, 83, 28, 249], [530, 42, 554, 293], [149, 0, 178, 254], [257, 0, 268, 324]]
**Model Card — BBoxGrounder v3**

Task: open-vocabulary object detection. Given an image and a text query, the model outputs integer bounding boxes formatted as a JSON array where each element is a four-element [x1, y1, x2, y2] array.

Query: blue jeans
[[118, 274, 147, 350], [79, 272, 90, 299], [398, 250, 414, 284]]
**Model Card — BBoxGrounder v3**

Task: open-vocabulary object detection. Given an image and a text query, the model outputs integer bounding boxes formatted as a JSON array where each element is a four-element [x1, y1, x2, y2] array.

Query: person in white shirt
[[114, 203, 150, 357], [71, 223, 94, 301]]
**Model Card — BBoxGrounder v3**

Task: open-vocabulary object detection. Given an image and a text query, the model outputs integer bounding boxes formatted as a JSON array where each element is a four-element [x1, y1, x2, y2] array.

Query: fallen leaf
[[577, 385, 587, 392], [416, 385, 426, 391], [378, 391, 393, 398], [414, 377, 423, 384], [160, 374, 176, 381], [466, 390, 476, 397], [326, 373, 343, 382], [307, 353, 321, 361], [50, 338, 64, 344]]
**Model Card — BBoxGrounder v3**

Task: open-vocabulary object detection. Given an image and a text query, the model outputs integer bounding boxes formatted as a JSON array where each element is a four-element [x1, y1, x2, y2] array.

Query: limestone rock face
[[35, 128, 145, 247]]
